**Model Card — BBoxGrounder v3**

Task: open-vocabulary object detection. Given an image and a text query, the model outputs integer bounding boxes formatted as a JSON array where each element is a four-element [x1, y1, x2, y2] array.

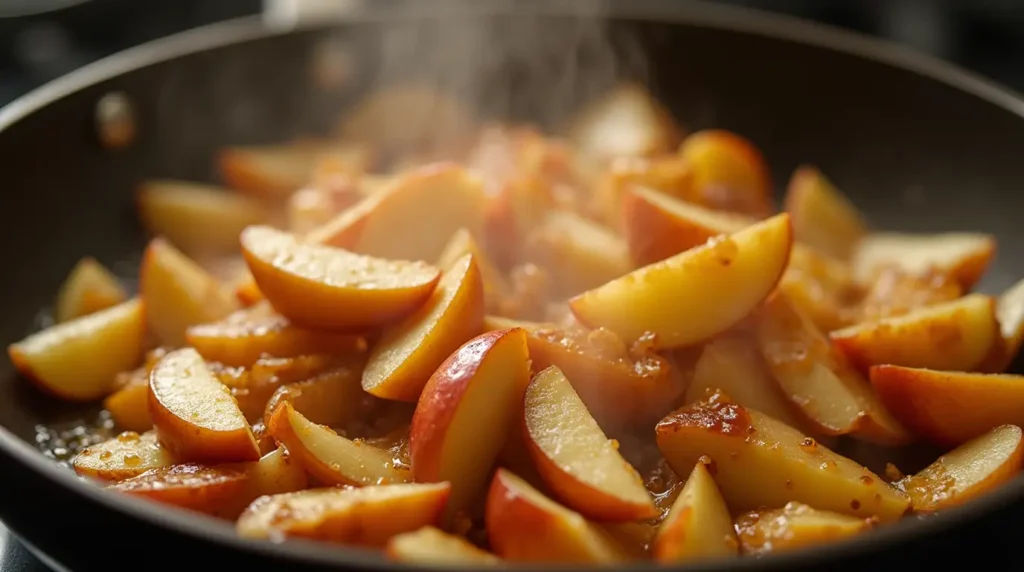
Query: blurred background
[[0, 0, 1023, 107]]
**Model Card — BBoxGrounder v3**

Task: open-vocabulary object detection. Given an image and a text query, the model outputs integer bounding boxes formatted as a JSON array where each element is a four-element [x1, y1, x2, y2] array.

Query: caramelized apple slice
[[570, 214, 792, 349], [267, 402, 411, 486], [898, 425, 1023, 512], [9, 298, 145, 401], [387, 526, 500, 565], [111, 463, 249, 515], [212, 354, 338, 423], [756, 294, 911, 445], [735, 502, 876, 556], [286, 176, 364, 236], [410, 329, 531, 516], [149, 348, 260, 463], [219, 142, 371, 200], [678, 129, 773, 217], [525, 210, 631, 297], [831, 294, 999, 372], [483, 175, 555, 267], [137, 180, 270, 255], [241, 225, 440, 331], [870, 366, 1024, 446], [186, 305, 365, 367], [362, 254, 485, 401], [653, 462, 738, 563], [140, 238, 239, 347], [237, 482, 451, 544], [74, 431, 175, 481], [853, 232, 996, 290], [263, 362, 372, 428], [55, 257, 127, 322], [989, 277, 1024, 371], [523, 366, 656, 521], [104, 368, 152, 432], [486, 468, 626, 564], [593, 155, 692, 228], [655, 393, 910, 521], [567, 83, 680, 159], [784, 167, 867, 260], [437, 227, 508, 308]]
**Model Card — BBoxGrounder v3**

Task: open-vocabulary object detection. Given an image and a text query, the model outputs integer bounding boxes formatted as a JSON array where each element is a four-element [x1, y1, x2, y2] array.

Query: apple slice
[[267, 402, 411, 486], [831, 293, 999, 372], [362, 253, 485, 401], [104, 368, 152, 432], [655, 392, 910, 521], [140, 238, 239, 347], [286, 175, 365, 236], [240, 225, 441, 331], [653, 462, 738, 563], [215, 445, 311, 519], [987, 277, 1024, 371], [735, 502, 876, 556], [386, 526, 500, 565], [263, 362, 373, 428], [137, 180, 271, 256], [622, 185, 753, 267], [525, 210, 631, 298], [853, 232, 996, 290], [74, 431, 175, 481], [111, 463, 249, 516], [55, 257, 127, 323], [678, 129, 773, 217], [523, 366, 656, 521], [857, 266, 963, 324], [212, 354, 338, 423], [484, 315, 555, 333], [756, 293, 912, 445], [784, 166, 867, 260], [870, 365, 1024, 446], [149, 348, 260, 463], [410, 328, 530, 515], [567, 83, 680, 159], [237, 482, 451, 544], [898, 424, 1023, 512], [593, 155, 692, 228], [9, 298, 145, 401], [486, 468, 627, 564], [685, 336, 809, 434], [437, 227, 508, 308], [483, 175, 555, 268], [219, 142, 372, 200], [780, 246, 859, 334], [186, 305, 365, 367], [570, 213, 792, 349], [527, 327, 680, 429]]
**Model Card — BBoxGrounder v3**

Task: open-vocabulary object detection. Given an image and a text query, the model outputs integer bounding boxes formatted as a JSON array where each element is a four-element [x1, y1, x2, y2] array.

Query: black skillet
[[2, 0, 1024, 570]]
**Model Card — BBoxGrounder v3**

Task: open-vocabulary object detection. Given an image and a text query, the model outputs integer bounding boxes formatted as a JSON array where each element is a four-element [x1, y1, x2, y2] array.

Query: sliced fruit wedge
[[55, 257, 127, 323], [386, 526, 500, 565], [525, 210, 631, 297], [853, 232, 995, 290], [784, 166, 867, 260], [111, 463, 249, 516], [653, 461, 738, 563], [678, 129, 773, 217], [735, 502, 876, 556], [74, 431, 175, 481]]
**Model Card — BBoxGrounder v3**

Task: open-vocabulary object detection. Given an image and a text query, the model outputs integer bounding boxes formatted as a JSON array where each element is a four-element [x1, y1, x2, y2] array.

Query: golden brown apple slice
[[186, 304, 365, 367], [783, 166, 867, 260], [780, 245, 859, 333], [831, 293, 999, 372], [853, 232, 996, 290], [410, 328, 530, 515], [987, 277, 1024, 371], [528, 327, 681, 429], [149, 348, 260, 462], [857, 266, 962, 323], [898, 424, 1023, 512], [570, 213, 792, 349], [74, 431, 175, 481], [483, 174, 555, 268], [137, 180, 270, 255], [55, 257, 127, 323], [219, 142, 371, 200], [9, 298, 145, 401], [267, 402, 410, 486], [486, 468, 626, 564], [104, 369, 152, 432], [212, 354, 338, 423], [241, 225, 441, 331], [685, 336, 809, 433], [622, 185, 753, 267], [756, 293, 911, 445], [593, 155, 693, 228], [140, 238, 239, 347], [386, 526, 500, 565], [653, 462, 738, 563], [870, 365, 1024, 446], [437, 227, 508, 308], [237, 482, 451, 544], [567, 83, 680, 159], [263, 362, 372, 428], [216, 446, 311, 519], [523, 366, 656, 521], [678, 129, 773, 217], [483, 315, 555, 333], [111, 463, 249, 515], [735, 502, 876, 556], [525, 210, 631, 298], [286, 177, 364, 237], [655, 393, 910, 521], [363, 253, 485, 401]]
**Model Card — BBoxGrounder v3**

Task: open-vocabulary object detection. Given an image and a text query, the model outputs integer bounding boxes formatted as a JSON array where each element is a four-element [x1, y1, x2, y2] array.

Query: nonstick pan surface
[[2, 1, 1024, 570]]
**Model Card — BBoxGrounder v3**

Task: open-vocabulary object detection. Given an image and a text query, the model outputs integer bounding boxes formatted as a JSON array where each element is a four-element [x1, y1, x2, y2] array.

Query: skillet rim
[[1, 1, 1023, 569]]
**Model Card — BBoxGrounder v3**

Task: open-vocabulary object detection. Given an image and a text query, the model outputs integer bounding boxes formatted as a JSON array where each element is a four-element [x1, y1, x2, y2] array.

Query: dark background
[[1, 0, 1022, 569]]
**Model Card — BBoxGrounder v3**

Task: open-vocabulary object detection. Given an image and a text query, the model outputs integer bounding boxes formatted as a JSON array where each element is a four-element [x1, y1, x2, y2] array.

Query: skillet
[[2, 0, 1024, 569]]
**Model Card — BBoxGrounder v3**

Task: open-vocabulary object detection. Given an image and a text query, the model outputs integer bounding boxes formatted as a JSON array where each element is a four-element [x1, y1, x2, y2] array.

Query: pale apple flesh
[[386, 526, 500, 565], [735, 502, 876, 556], [55, 257, 127, 323], [74, 431, 175, 482], [525, 209, 631, 297], [653, 461, 738, 563], [213, 353, 338, 423], [853, 232, 996, 290], [677, 129, 773, 217], [262, 361, 372, 428], [570, 213, 792, 349], [784, 166, 867, 261], [437, 227, 508, 308]]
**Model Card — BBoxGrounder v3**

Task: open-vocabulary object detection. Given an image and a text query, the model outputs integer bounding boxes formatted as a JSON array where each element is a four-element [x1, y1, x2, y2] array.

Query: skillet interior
[[3, 2, 1024, 570]]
